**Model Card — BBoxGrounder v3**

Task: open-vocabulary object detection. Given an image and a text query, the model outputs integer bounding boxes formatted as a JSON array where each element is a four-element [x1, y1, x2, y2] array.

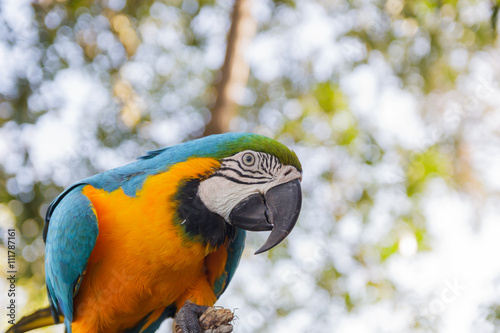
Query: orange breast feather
[[69, 157, 226, 333]]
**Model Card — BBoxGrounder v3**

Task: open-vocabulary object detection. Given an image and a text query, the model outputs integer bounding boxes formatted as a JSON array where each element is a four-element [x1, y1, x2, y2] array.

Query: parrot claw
[[175, 301, 208, 333]]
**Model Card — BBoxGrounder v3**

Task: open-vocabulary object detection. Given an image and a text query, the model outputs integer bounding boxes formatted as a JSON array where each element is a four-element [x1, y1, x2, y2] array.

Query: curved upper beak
[[228, 178, 302, 254]]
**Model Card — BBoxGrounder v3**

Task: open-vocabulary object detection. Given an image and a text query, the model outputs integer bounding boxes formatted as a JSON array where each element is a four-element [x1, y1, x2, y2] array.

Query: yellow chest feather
[[72, 158, 222, 332]]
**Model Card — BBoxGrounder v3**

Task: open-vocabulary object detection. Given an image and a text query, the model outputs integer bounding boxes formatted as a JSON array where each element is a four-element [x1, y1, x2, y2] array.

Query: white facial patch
[[198, 151, 302, 222]]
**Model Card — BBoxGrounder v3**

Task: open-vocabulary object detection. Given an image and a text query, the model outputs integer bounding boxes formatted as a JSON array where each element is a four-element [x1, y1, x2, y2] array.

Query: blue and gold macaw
[[9, 133, 302, 333]]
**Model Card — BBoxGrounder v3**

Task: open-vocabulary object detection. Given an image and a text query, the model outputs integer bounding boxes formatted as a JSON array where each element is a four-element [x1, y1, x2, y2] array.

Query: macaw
[[9, 133, 302, 333]]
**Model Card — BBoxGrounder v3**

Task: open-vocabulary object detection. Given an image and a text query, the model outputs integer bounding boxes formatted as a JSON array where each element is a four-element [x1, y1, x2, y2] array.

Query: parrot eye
[[242, 153, 255, 166]]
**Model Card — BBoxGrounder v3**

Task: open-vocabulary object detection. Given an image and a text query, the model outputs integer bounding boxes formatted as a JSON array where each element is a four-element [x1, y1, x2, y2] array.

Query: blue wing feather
[[44, 185, 98, 333]]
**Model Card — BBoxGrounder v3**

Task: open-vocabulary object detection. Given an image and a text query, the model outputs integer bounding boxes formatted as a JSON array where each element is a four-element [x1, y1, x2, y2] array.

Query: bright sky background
[[1, 0, 500, 332]]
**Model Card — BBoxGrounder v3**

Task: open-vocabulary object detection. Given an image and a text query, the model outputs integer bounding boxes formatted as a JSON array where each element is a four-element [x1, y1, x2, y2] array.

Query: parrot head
[[138, 133, 302, 254], [192, 133, 303, 254]]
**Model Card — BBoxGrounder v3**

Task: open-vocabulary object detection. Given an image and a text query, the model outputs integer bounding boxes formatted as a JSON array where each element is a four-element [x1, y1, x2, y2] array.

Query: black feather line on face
[[175, 178, 235, 249], [217, 167, 273, 180], [208, 173, 269, 185], [223, 158, 266, 175]]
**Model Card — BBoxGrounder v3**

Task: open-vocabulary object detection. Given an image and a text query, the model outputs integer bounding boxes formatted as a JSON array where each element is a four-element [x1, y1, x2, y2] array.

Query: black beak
[[228, 178, 302, 254]]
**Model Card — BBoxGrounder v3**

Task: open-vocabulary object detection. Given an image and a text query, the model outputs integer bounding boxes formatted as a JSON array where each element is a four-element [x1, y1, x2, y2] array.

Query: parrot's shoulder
[[81, 163, 149, 197], [79, 141, 210, 196]]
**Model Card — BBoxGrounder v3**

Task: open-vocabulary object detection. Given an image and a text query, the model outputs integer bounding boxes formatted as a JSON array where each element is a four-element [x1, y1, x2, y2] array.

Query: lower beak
[[228, 179, 302, 254]]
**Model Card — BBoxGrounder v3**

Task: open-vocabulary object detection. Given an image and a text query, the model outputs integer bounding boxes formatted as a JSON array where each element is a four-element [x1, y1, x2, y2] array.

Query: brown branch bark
[[203, 0, 257, 136], [174, 306, 235, 333]]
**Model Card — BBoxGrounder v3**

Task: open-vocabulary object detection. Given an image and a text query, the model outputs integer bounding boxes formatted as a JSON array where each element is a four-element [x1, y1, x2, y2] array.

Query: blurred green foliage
[[1, 0, 499, 332]]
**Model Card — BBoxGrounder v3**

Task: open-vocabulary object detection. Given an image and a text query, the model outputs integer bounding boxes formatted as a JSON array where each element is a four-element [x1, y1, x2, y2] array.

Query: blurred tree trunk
[[203, 0, 256, 136]]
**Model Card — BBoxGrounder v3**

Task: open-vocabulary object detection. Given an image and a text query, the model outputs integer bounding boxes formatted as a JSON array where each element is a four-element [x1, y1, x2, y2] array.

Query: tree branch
[[174, 306, 235, 333], [203, 0, 257, 136]]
